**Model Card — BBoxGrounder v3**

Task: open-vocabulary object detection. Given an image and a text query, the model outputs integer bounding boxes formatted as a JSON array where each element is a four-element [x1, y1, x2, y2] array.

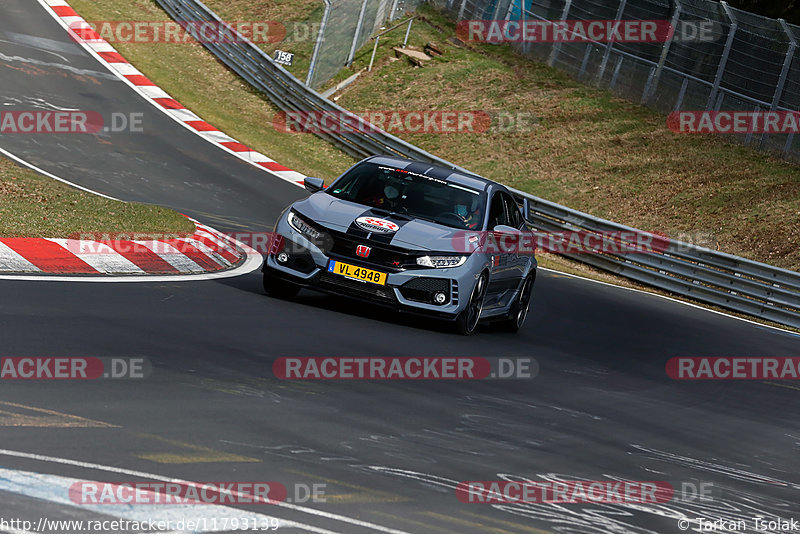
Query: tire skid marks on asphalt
[[0, 449, 412, 534], [0, 467, 306, 533], [366, 465, 797, 534]]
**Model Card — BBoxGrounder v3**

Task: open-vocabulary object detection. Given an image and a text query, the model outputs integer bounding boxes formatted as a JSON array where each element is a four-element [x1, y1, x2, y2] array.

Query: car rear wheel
[[500, 273, 534, 333], [455, 272, 488, 336], [263, 271, 300, 299]]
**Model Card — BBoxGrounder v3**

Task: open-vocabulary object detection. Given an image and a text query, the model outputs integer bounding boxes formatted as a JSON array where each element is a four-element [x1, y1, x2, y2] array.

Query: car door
[[484, 191, 516, 308], [501, 192, 530, 288]]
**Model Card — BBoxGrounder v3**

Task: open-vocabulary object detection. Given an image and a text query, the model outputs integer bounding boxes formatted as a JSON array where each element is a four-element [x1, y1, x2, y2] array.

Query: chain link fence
[[306, 0, 425, 88], [435, 0, 800, 162]]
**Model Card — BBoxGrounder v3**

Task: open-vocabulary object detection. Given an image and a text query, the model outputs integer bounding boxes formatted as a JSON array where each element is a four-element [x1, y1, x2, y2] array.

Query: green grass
[[0, 157, 193, 238]]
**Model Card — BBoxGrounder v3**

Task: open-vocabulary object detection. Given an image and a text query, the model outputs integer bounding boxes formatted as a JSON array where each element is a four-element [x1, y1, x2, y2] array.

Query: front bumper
[[263, 217, 485, 318]]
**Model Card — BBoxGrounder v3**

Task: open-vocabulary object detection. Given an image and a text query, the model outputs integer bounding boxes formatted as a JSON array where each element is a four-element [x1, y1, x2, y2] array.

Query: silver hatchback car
[[262, 156, 537, 335]]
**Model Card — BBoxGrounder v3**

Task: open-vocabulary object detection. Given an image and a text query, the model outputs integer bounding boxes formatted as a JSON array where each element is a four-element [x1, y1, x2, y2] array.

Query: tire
[[263, 271, 300, 299], [455, 272, 488, 336], [499, 274, 534, 333]]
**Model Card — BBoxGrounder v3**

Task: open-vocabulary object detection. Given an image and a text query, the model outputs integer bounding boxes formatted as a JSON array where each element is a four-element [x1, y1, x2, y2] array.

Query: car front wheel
[[455, 272, 488, 336]]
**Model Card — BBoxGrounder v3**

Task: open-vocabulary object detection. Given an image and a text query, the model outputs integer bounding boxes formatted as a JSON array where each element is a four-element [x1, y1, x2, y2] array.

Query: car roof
[[365, 155, 504, 193]]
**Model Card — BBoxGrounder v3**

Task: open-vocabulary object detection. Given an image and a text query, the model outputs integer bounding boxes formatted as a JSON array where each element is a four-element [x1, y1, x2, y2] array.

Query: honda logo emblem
[[356, 245, 371, 258]]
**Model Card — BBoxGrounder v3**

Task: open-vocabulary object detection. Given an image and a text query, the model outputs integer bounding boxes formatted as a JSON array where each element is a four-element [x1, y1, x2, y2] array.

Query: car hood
[[294, 193, 472, 253]]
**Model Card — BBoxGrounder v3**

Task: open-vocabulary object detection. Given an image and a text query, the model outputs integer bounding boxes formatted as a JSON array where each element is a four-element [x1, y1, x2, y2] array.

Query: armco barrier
[[156, 0, 800, 329]]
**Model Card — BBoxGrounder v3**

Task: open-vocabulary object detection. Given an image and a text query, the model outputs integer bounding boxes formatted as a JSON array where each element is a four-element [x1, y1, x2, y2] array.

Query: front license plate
[[328, 260, 387, 285]]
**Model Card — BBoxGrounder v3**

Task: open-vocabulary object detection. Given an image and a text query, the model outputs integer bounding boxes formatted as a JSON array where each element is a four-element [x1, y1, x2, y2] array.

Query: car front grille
[[318, 272, 397, 304], [328, 230, 417, 272]]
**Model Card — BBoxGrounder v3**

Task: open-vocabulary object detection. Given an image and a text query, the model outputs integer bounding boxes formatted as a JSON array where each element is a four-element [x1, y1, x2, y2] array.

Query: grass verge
[[0, 156, 193, 238]]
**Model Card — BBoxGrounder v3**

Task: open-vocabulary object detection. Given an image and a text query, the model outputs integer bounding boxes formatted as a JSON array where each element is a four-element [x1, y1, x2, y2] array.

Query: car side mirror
[[492, 224, 521, 236], [304, 177, 324, 193]]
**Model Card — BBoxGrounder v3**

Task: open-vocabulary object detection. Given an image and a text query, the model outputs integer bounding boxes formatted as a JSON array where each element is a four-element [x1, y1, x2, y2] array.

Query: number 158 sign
[[274, 50, 294, 66]]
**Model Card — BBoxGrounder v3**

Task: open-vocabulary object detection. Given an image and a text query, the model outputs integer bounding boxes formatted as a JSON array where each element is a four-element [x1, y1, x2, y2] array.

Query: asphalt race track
[[1, 1, 799, 532]]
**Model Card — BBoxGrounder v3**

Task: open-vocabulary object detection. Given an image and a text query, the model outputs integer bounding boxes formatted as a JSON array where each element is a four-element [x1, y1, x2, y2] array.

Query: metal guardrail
[[156, 0, 800, 330]]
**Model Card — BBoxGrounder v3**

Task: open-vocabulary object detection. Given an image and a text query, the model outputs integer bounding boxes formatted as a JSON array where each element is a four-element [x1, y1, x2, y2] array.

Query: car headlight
[[416, 255, 468, 268], [287, 210, 321, 240]]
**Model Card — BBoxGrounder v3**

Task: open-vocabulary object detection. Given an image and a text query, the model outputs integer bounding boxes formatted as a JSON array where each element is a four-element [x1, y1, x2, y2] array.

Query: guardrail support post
[[706, 1, 736, 110], [596, 0, 627, 83], [548, 0, 572, 66], [643, 1, 681, 104]]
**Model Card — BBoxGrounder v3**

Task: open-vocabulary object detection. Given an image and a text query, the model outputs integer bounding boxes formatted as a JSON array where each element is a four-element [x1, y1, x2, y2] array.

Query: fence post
[[548, 0, 572, 66], [521, 0, 529, 54], [760, 18, 797, 149], [390, 0, 401, 21], [596, 0, 627, 83], [784, 133, 795, 157], [705, 1, 737, 110], [504, 0, 516, 21], [491, 0, 503, 20], [457, 0, 468, 20], [643, 0, 681, 104], [673, 77, 688, 112], [306, 0, 332, 88], [609, 55, 623, 88], [347, 0, 370, 66]]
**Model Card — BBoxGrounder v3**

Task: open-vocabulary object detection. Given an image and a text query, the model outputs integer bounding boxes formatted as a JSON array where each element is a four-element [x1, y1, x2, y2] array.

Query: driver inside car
[[454, 191, 481, 229]]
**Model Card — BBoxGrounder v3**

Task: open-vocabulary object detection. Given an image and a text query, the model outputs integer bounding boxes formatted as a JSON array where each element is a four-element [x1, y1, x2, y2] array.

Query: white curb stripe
[[178, 237, 230, 267], [48, 239, 144, 274], [134, 241, 206, 273], [0, 242, 41, 272]]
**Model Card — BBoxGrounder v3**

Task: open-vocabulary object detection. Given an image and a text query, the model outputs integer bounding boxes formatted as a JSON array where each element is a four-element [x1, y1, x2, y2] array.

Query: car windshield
[[326, 163, 486, 230]]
